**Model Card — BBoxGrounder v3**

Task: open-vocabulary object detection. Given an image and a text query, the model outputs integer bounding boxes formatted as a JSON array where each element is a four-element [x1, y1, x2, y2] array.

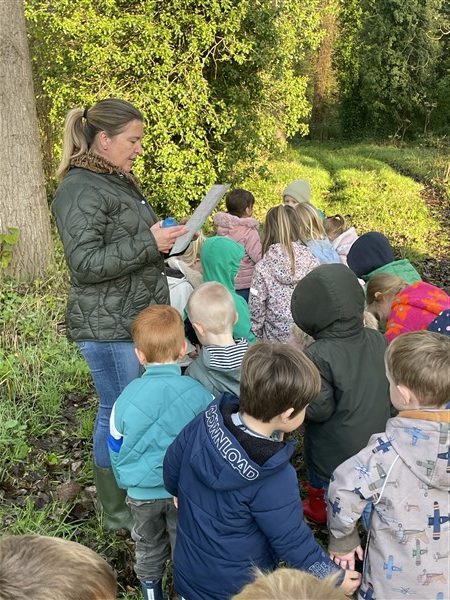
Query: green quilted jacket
[[52, 153, 169, 342]]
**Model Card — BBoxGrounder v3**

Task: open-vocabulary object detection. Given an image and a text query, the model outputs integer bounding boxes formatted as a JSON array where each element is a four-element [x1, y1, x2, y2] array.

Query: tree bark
[[0, 0, 52, 280], [310, 2, 339, 140]]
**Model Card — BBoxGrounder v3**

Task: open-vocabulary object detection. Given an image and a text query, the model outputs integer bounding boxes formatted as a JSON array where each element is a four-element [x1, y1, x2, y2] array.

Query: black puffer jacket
[[52, 153, 169, 341], [291, 264, 390, 482]]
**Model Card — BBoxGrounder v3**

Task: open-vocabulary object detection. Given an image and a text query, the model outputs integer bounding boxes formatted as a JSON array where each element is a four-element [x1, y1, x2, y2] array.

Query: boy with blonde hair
[[164, 342, 360, 600], [186, 282, 249, 396], [233, 567, 348, 600], [0, 535, 116, 600], [328, 331, 450, 600], [108, 305, 213, 600]]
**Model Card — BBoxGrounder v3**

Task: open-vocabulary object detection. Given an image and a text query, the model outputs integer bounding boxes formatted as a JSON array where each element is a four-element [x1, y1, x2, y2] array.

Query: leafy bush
[[26, 0, 324, 215]]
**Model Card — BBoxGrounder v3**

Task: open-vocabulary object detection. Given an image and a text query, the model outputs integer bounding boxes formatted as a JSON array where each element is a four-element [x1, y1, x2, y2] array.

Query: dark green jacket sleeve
[[59, 184, 161, 285]]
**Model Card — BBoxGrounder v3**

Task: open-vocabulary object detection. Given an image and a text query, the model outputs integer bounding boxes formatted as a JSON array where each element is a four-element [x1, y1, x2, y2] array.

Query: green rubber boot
[[93, 465, 133, 532]]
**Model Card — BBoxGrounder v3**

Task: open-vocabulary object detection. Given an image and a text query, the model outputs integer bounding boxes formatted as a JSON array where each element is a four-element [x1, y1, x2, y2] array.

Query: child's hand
[[173, 496, 178, 509], [340, 569, 361, 596], [330, 545, 364, 570]]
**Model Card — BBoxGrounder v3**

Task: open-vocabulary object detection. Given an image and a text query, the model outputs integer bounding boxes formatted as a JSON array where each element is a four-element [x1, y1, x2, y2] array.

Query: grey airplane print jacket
[[328, 410, 450, 600]]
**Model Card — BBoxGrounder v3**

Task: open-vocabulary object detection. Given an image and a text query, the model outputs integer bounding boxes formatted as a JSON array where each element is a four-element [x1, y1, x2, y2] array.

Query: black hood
[[347, 232, 394, 278], [291, 264, 364, 339]]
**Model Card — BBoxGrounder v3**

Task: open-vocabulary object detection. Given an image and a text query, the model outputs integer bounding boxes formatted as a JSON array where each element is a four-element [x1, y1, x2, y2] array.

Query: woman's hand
[[150, 222, 187, 253], [330, 545, 364, 570]]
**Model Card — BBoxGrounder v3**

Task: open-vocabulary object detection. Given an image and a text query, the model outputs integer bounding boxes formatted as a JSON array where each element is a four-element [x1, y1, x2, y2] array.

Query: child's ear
[[397, 384, 413, 406], [280, 407, 295, 422], [134, 347, 147, 366], [178, 339, 188, 359], [192, 322, 205, 337]]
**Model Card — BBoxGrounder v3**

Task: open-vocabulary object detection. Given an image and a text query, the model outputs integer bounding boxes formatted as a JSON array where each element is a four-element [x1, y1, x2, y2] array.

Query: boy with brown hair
[[108, 305, 213, 600], [328, 331, 450, 600], [164, 342, 360, 600], [0, 535, 116, 600], [186, 282, 249, 397]]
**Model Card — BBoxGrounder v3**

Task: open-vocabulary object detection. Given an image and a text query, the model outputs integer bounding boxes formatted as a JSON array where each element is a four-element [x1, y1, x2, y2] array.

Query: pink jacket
[[385, 282, 450, 343], [331, 227, 358, 266], [213, 212, 262, 290], [249, 242, 319, 342]]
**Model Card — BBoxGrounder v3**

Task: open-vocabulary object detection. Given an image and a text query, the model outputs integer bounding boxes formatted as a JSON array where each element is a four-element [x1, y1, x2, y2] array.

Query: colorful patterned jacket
[[249, 242, 319, 342], [328, 410, 450, 600]]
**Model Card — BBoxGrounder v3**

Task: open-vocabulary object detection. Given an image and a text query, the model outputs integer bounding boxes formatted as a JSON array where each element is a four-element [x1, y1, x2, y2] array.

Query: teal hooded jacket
[[201, 236, 255, 342]]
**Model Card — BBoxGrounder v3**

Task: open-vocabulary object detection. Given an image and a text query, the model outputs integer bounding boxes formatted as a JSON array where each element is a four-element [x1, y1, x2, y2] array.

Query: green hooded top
[[291, 263, 390, 482], [201, 236, 255, 342], [365, 259, 422, 284]]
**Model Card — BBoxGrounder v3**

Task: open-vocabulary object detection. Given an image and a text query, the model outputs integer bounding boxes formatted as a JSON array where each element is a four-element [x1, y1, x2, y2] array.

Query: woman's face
[[98, 119, 144, 172]]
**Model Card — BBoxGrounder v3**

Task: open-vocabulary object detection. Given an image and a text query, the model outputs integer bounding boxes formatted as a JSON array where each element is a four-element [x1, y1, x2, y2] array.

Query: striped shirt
[[206, 338, 248, 370]]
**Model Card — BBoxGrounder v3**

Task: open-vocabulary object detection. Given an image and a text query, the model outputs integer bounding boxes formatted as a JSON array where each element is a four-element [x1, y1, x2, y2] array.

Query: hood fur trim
[[70, 152, 141, 188]]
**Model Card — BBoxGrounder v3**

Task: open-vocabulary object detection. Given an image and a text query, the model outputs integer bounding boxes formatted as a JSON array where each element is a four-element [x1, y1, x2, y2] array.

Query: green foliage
[[0, 141, 445, 598], [241, 147, 332, 220], [351, 141, 450, 199], [334, 0, 365, 137], [0, 248, 91, 465], [0, 227, 20, 269], [297, 143, 439, 262], [25, 0, 324, 215], [341, 0, 443, 139]]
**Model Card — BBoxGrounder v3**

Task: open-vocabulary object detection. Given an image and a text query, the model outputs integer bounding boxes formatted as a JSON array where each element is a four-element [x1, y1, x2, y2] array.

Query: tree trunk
[[310, 2, 339, 140], [0, 0, 52, 280]]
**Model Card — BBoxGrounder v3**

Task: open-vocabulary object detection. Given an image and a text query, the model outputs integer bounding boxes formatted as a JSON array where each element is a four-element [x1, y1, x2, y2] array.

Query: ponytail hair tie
[[83, 107, 90, 120]]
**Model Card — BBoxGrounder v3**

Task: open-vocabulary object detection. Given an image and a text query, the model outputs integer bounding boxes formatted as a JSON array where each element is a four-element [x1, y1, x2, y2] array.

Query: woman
[[53, 98, 186, 529]]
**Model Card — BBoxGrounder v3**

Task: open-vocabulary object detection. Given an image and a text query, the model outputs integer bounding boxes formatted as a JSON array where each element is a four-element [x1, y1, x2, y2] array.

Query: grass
[[352, 142, 450, 198], [242, 141, 445, 267], [0, 140, 448, 598]]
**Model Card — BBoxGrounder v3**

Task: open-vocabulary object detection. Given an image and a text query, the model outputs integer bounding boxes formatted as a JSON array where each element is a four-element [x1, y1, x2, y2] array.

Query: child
[[0, 535, 116, 600], [291, 263, 391, 523], [328, 331, 450, 600], [108, 305, 213, 600], [323, 214, 359, 265], [163, 342, 360, 600], [282, 178, 326, 218], [233, 568, 348, 600], [283, 179, 312, 206], [385, 281, 450, 343], [167, 231, 204, 291], [186, 282, 249, 397], [213, 189, 262, 302], [295, 202, 341, 264], [347, 231, 421, 284], [200, 236, 255, 342], [249, 205, 319, 342], [366, 273, 407, 331]]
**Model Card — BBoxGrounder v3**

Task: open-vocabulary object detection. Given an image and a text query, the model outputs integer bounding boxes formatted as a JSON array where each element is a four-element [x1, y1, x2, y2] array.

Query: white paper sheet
[[169, 184, 230, 255]]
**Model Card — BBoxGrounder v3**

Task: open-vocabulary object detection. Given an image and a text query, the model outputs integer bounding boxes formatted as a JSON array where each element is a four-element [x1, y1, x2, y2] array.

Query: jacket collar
[[70, 152, 141, 189], [398, 409, 450, 423]]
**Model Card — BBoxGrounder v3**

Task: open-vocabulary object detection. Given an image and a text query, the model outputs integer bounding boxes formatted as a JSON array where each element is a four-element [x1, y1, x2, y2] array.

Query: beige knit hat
[[282, 179, 311, 204]]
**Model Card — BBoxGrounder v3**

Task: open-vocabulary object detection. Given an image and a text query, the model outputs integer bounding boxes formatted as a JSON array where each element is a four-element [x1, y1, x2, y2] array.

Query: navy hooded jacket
[[163, 394, 342, 600]]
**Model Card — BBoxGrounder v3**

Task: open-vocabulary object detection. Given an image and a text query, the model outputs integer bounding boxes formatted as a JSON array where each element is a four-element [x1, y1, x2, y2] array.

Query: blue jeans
[[77, 341, 140, 468]]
